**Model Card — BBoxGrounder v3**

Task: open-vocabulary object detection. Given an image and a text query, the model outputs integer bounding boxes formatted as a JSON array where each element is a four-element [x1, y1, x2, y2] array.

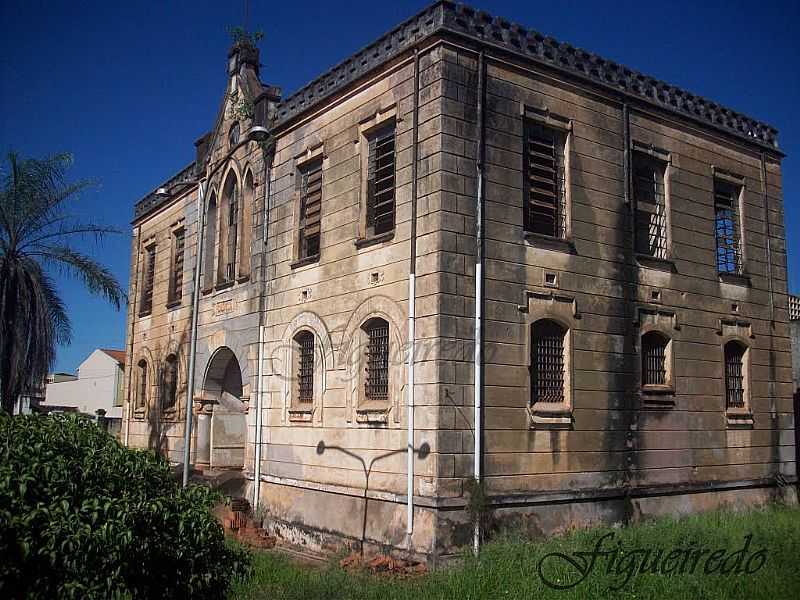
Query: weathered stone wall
[[436, 44, 795, 503], [122, 25, 794, 560], [256, 43, 448, 552]]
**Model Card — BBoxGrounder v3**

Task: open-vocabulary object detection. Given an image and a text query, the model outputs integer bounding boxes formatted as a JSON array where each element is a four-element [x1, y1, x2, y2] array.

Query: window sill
[[636, 254, 676, 273], [726, 407, 754, 428], [166, 299, 182, 310], [528, 404, 573, 429], [160, 408, 180, 421], [288, 408, 314, 423], [354, 231, 394, 249], [237, 274, 250, 284], [356, 406, 390, 424], [640, 386, 676, 408], [201, 286, 214, 296], [138, 310, 152, 319], [215, 280, 235, 291], [523, 232, 576, 254], [290, 254, 320, 270], [718, 272, 751, 287]]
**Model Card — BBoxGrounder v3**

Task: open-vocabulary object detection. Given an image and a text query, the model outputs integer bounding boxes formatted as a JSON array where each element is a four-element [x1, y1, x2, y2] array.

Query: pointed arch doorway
[[196, 347, 248, 469]]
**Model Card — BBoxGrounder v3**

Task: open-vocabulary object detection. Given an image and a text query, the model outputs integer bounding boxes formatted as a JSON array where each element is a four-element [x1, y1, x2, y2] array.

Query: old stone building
[[123, 1, 796, 560]]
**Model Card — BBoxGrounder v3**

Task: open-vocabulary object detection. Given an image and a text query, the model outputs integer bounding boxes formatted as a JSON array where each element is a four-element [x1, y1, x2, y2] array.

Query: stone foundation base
[[251, 477, 798, 563]]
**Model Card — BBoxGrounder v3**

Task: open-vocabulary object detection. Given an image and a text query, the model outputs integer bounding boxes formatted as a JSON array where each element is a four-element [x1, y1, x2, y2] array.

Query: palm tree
[[0, 152, 125, 413]]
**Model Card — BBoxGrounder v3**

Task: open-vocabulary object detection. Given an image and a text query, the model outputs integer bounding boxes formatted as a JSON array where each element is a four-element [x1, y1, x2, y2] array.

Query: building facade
[[43, 349, 125, 435], [123, 1, 796, 560]]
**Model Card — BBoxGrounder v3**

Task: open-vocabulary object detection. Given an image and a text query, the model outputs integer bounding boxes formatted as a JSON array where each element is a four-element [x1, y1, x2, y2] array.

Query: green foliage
[[226, 26, 264, 48], [0, 413, 251, 599], [230, 505, 800, 600], [227, 91, 255, 121]]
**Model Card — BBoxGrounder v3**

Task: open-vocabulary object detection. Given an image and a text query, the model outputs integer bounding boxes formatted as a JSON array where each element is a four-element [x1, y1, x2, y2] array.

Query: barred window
[[531, 320, 566, 404], [168, 228, 185, 304], [724, 341, 746, 409], [641, 332, 668, 387], [161, 354, 178, 411], [295, 331, 315, 402], [364, 318, 389, 402], [139, 245, 156, 316], [714, 179, 742, 273], [524, 121, 567, 238], [366, 122, 396, 237], [136, 359, 148, 410], [298, 160, 323, 259], [633, 152, 668, 259]]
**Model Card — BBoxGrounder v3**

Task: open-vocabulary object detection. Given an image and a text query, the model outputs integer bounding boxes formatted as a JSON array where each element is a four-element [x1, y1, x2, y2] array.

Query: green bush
[[0, 413, 250, 599]]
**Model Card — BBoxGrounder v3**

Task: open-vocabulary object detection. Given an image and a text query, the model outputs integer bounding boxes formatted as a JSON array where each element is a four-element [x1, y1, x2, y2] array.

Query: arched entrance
[[196, 347, 247, 469]]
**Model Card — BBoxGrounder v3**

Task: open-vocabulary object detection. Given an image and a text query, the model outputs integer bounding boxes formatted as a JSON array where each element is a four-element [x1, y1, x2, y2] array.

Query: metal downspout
[[407, 47, 420, 540], [473, 49, 486, 555], [254, 150, 273, 509], [182, 181, 206, 487]]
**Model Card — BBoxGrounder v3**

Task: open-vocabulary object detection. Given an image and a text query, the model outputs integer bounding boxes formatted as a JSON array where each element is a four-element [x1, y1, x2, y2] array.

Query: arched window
[[203, 192, 218, 291], [294, 331, 315, 403], [531, 319, 567, 404], [218, 173, 239, 283], [136, 359, 148, 410], [238, 169, 254, 278], [641, 331, 669, 387], [363, 318, 389, 402], [724, 341, 746, 409], [161, 354, 179, 411]]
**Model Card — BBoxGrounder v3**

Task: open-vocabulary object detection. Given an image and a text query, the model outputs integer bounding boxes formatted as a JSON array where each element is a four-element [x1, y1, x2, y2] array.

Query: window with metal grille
[[136, 359, 147, 410], [298, 160, 323, 259], [641, 332, 668, 386], [524, 121, 567, 238], [139, 245, 156, 316], [724, 341, 746, 409], [168, 229, 185, 304], [714, 179, 742, 273], [633, 152, 668, 258], [531, 320, 566, 404], [226, 185, 239, 281], [364, 318, 389, 401], [295, 331, 315, 402], [161, 354, 178, 411], [366, 122, 396, 237]]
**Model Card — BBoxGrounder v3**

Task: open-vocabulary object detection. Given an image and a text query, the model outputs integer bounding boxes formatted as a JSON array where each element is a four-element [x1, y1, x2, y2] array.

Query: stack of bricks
[[220, 497, 276, 549]]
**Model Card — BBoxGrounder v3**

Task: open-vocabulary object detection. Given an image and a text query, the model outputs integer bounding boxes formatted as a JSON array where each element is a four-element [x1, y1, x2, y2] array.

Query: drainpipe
[[182, 180, 207, 487], [759, 152, 775, 323], [407, 47, 420, 539], [473, 50, 486, 555], [254, 150, 274, 509], [124, 224, 142, 447]]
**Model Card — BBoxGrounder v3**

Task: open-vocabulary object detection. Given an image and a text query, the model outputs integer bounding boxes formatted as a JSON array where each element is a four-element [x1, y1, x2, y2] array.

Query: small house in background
[[42, 349, 125, 436]]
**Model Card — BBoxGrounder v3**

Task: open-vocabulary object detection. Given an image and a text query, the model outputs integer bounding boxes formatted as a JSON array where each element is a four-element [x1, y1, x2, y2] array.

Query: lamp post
[[176, 126, 270, 487]]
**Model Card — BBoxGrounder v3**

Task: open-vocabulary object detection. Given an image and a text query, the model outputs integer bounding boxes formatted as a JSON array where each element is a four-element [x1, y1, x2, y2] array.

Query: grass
[[230, 504, 800, 600]]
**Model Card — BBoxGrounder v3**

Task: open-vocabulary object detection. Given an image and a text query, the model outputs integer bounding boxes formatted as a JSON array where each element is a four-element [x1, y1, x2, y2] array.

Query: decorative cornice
[[274, 1, 779, 151], [273, 2, 443, 126], [136, 1, 781, 221], [133, 162, 196, 222]]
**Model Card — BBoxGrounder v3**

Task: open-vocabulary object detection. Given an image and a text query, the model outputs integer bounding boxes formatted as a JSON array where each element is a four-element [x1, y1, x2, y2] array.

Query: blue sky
[[1, 0, 798, 373]]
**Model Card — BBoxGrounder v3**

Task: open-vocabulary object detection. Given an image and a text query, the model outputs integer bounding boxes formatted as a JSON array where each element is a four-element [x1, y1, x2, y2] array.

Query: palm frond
[[32, 244, 126, 309], [0, 152, 123, 411]]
